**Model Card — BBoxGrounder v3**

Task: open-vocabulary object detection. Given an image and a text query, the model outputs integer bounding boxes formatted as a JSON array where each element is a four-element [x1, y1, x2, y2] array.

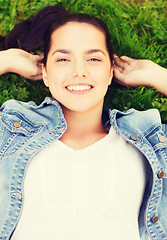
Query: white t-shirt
[[12, 126, 150, 240]]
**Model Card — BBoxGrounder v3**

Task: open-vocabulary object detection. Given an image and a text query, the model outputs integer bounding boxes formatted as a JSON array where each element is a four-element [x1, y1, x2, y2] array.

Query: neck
[[59, 105, 108, 149]]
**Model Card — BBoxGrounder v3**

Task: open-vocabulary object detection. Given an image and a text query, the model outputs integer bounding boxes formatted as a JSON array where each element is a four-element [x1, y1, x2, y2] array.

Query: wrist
[[0, 49, 14, 74], [149, 63, 167, 95], [7, 49, 23, 74]]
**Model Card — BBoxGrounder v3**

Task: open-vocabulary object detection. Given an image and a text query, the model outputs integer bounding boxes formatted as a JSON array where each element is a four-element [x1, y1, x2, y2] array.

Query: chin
[[61, 104, 95, 114]]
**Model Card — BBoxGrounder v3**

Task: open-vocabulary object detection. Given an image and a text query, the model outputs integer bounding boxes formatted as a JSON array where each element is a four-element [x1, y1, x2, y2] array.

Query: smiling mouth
[[66, 84, 93, 93]]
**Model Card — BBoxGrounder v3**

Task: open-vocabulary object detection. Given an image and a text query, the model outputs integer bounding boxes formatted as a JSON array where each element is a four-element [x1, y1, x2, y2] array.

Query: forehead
[[50, 22, 106, 50]]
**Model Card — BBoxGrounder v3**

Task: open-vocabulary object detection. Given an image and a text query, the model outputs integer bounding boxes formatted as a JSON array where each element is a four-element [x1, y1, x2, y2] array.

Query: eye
[[88, 58, 101, 62], [57, 58, 70, 62]]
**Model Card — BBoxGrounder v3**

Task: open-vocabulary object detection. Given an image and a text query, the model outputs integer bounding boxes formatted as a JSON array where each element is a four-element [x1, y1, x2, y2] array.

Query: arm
[[113, 56, 167, 96], [0, 49, 42, 80]]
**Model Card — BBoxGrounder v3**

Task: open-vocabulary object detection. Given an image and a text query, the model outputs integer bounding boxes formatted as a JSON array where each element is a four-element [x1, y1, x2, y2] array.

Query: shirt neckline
[[56, 126, 115, 152]]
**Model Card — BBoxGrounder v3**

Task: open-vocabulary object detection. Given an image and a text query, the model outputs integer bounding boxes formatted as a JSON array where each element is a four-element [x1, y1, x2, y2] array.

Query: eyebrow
[[52, 49, 71, 55], [52, 49, 106, 56], [86, 49, 106, 56]]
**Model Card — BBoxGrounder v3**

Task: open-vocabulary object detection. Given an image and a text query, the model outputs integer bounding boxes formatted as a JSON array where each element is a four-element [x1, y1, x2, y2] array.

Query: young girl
[[0, 6, 167, 240]]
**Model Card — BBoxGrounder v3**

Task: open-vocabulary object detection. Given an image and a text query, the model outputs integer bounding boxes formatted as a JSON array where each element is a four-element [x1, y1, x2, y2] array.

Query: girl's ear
[[108, 67, 114, 85], [42, 64, 49, 87]]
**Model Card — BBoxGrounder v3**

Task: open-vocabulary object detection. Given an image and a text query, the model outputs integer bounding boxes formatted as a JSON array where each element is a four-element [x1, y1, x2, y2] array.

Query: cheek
[[47, 65, 68, 79], [95, 67, 112, 85], [45, 71, 65, 97]]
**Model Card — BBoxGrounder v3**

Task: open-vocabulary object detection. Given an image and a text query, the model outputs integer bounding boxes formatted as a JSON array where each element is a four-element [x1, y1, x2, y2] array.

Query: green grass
[[0, 0, 167, 121]]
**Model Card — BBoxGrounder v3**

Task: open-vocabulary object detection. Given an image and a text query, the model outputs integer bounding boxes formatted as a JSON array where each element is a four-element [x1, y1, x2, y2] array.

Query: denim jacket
[[0, 97, 167, 240]]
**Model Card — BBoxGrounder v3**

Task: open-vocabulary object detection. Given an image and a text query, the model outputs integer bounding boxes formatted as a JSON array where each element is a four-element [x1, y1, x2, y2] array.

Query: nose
[[72, 60, 88, 78]]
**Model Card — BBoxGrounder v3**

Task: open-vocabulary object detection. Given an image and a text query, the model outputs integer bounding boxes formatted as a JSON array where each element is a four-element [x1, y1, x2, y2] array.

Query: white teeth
[[67, 85, 91, 91]]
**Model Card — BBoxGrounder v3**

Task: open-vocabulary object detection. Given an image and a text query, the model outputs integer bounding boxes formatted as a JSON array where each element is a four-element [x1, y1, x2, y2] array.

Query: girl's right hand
[[113, 55, 167, 96], [0, 49, 43, 80]]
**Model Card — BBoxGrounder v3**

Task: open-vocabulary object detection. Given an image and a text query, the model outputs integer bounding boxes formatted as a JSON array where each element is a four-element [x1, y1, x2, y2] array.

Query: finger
[[113, 56, 130, 70], [120, 56, 134, 62], [30, 73, 43, 81], [113, 65, 124, 73], [113, 68, 125, 80], [113, 76, 128, 87]]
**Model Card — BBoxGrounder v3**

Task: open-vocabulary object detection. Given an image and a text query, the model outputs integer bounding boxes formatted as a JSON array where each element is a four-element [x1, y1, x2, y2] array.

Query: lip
[[65, 83, 94, 95]]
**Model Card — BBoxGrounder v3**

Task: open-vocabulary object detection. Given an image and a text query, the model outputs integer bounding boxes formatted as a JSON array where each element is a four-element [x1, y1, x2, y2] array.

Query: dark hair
[[0, 6, 114, 65], [42, 13, 114, 66], [0, 6, 69, 51]]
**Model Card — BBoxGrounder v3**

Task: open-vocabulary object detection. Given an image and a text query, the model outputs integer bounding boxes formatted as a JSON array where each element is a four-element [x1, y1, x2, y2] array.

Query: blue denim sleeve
[[162, 124, 167, 137]]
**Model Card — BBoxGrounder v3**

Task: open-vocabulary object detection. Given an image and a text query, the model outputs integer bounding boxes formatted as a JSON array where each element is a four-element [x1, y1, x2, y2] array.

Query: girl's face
[[42, 22, 113, 114]]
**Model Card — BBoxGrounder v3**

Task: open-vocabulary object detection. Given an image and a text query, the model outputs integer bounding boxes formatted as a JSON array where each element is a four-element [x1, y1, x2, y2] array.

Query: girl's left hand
[[0, 49, 43, 80], [10, 49, 43, 80]]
